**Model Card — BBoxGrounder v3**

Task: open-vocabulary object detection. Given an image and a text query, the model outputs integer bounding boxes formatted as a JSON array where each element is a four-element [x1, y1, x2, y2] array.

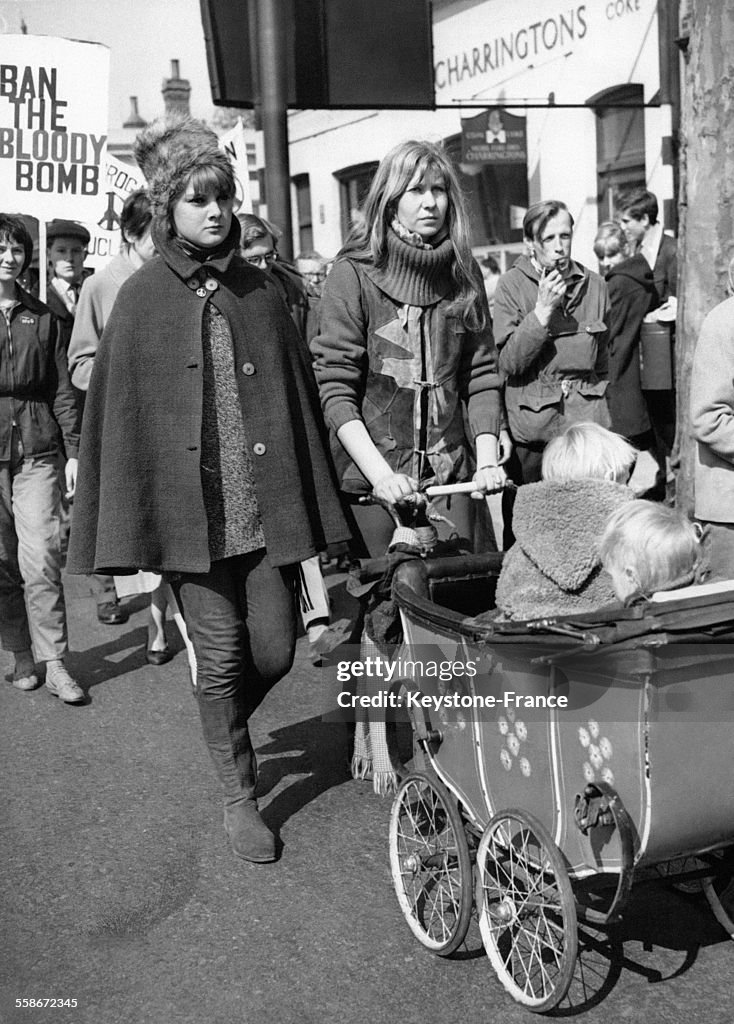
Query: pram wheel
[[388, 771, 472, 956], [475, 809, 577, 1012], [703, 847, 734, 938], [653, 855, 709, 895]]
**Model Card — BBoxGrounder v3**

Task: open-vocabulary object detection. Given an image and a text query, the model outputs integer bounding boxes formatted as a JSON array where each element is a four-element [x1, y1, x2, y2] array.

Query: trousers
[[0, 431, 67, 661], [171, 549, 297, 802]]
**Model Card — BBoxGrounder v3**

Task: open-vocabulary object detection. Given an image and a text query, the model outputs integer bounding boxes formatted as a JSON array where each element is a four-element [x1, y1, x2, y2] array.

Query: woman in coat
[[68, 116, 349, 863], [68, 189, 195, 670], [311, 138, 506, 558]]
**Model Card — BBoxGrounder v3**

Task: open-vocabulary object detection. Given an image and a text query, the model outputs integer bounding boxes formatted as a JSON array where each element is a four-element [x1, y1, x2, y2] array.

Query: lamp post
[[256, 0, 293, 260]]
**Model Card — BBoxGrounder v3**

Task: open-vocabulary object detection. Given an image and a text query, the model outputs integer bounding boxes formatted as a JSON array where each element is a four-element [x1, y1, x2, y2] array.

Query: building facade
[[283, 0, 673, 269]]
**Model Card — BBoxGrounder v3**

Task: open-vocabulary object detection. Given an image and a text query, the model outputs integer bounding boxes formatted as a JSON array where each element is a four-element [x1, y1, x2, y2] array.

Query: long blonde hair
[[340, 139, 485, 330]]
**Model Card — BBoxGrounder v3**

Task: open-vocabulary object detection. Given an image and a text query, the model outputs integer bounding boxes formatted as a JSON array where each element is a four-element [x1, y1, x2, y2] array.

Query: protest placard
[[218, 117, 253, 215], [0, 35, 110, 222], [85, 152, 146, 270]]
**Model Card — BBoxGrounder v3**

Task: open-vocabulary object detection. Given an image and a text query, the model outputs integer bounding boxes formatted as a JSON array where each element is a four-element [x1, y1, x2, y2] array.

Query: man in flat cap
[[45, 220, 93, 332]]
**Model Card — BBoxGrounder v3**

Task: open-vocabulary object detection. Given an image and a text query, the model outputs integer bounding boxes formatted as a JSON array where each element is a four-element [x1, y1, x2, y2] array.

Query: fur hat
[[133, 114, 233, 214]]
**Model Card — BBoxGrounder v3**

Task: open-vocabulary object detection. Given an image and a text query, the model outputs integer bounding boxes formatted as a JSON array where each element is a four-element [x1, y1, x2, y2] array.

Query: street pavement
[[2, 568, 734, 1024]]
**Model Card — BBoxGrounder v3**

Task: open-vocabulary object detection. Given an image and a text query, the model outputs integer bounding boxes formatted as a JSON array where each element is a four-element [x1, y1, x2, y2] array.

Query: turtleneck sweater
[[365, 229, 455, 308]]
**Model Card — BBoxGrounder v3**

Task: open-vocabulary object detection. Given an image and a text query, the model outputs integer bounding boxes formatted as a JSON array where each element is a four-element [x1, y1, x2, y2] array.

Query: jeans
[[0, 431, 67, 661], [171, 550, 297, 803]]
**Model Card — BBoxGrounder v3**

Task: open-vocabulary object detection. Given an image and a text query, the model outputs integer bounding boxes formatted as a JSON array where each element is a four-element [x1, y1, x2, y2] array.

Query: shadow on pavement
[[254, 709, 417, 836], [255, 714, 354, 831], [555, 879, 728, 1016], [65, 620, 186, 698]]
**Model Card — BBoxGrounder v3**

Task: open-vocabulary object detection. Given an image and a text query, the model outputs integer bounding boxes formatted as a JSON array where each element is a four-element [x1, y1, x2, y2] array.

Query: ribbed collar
[[364, 228, 454, 306], [151, 215, 241, 281]]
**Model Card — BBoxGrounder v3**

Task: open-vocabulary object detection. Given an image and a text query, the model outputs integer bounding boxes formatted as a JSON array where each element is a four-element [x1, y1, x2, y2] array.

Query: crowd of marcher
[[1, 115, 728, 862]]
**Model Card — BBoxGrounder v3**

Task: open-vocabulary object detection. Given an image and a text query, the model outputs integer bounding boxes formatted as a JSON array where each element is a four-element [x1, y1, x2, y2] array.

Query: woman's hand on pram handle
[[362, 479, 516, 533], [364, 477, 514, 511], [371, 471, 419, 506], [471, 463, 508, 499]]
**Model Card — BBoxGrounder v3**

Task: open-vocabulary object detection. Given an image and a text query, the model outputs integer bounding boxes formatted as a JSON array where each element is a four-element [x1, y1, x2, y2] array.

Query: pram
[[378, 529, 734, 1012]]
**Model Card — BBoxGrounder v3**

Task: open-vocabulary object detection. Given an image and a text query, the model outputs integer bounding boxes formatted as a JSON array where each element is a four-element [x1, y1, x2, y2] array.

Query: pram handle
[[426, 480, 516, 497], [425, 481, 486, 497], [359, 480, 515, 509]]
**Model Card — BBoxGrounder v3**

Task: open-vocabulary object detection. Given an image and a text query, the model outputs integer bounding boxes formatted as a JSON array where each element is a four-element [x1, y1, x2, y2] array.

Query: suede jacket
[[0, 286, 79, 462], [493, 255, 610, 446], [311, 236, 502, 494]]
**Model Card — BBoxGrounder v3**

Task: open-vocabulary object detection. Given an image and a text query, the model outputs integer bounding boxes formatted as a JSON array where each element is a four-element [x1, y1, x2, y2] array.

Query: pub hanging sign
[[461, 109, 527, 165]]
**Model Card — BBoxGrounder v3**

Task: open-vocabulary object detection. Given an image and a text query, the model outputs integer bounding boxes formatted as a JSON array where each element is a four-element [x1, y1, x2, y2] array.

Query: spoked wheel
[[702, 848, 734, 938], [475, 809, 577, 1012], [388, 771, 472, 956]]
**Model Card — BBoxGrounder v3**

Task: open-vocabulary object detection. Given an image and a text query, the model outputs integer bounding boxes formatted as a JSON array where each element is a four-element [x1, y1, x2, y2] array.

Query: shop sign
[[461, 109, 527, 164], [434, 0, 657, 105]]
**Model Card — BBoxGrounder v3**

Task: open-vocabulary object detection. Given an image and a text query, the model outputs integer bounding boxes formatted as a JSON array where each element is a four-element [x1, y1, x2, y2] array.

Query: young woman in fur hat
[[67, 116, 349, 863], [311, 139, 507, 558]]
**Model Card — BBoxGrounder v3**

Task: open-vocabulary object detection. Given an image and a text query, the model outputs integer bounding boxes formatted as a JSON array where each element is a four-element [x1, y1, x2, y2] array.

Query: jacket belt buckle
[[560, 378, 573, 397]]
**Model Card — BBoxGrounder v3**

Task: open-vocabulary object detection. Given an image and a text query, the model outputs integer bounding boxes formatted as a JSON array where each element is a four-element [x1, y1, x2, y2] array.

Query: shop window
[[444, 134, 528, 250], [593, 85, 646, 221], [293, 173, 314, 255], [335, 161, 378, 242]]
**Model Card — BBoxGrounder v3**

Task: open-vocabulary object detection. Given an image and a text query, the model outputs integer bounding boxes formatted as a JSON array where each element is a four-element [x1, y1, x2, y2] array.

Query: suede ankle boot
[[223, 799, 276, 863]]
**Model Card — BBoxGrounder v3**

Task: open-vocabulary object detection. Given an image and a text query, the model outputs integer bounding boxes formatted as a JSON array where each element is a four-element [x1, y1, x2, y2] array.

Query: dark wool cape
[[67, 227, 349, 575], [495, 478, 634, 621]]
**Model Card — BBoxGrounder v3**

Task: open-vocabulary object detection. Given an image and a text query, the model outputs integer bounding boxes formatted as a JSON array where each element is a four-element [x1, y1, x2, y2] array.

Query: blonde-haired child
[[542, 421, 637, 483], [600, 501, 703, 602], [494, 422, 636, 620]]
